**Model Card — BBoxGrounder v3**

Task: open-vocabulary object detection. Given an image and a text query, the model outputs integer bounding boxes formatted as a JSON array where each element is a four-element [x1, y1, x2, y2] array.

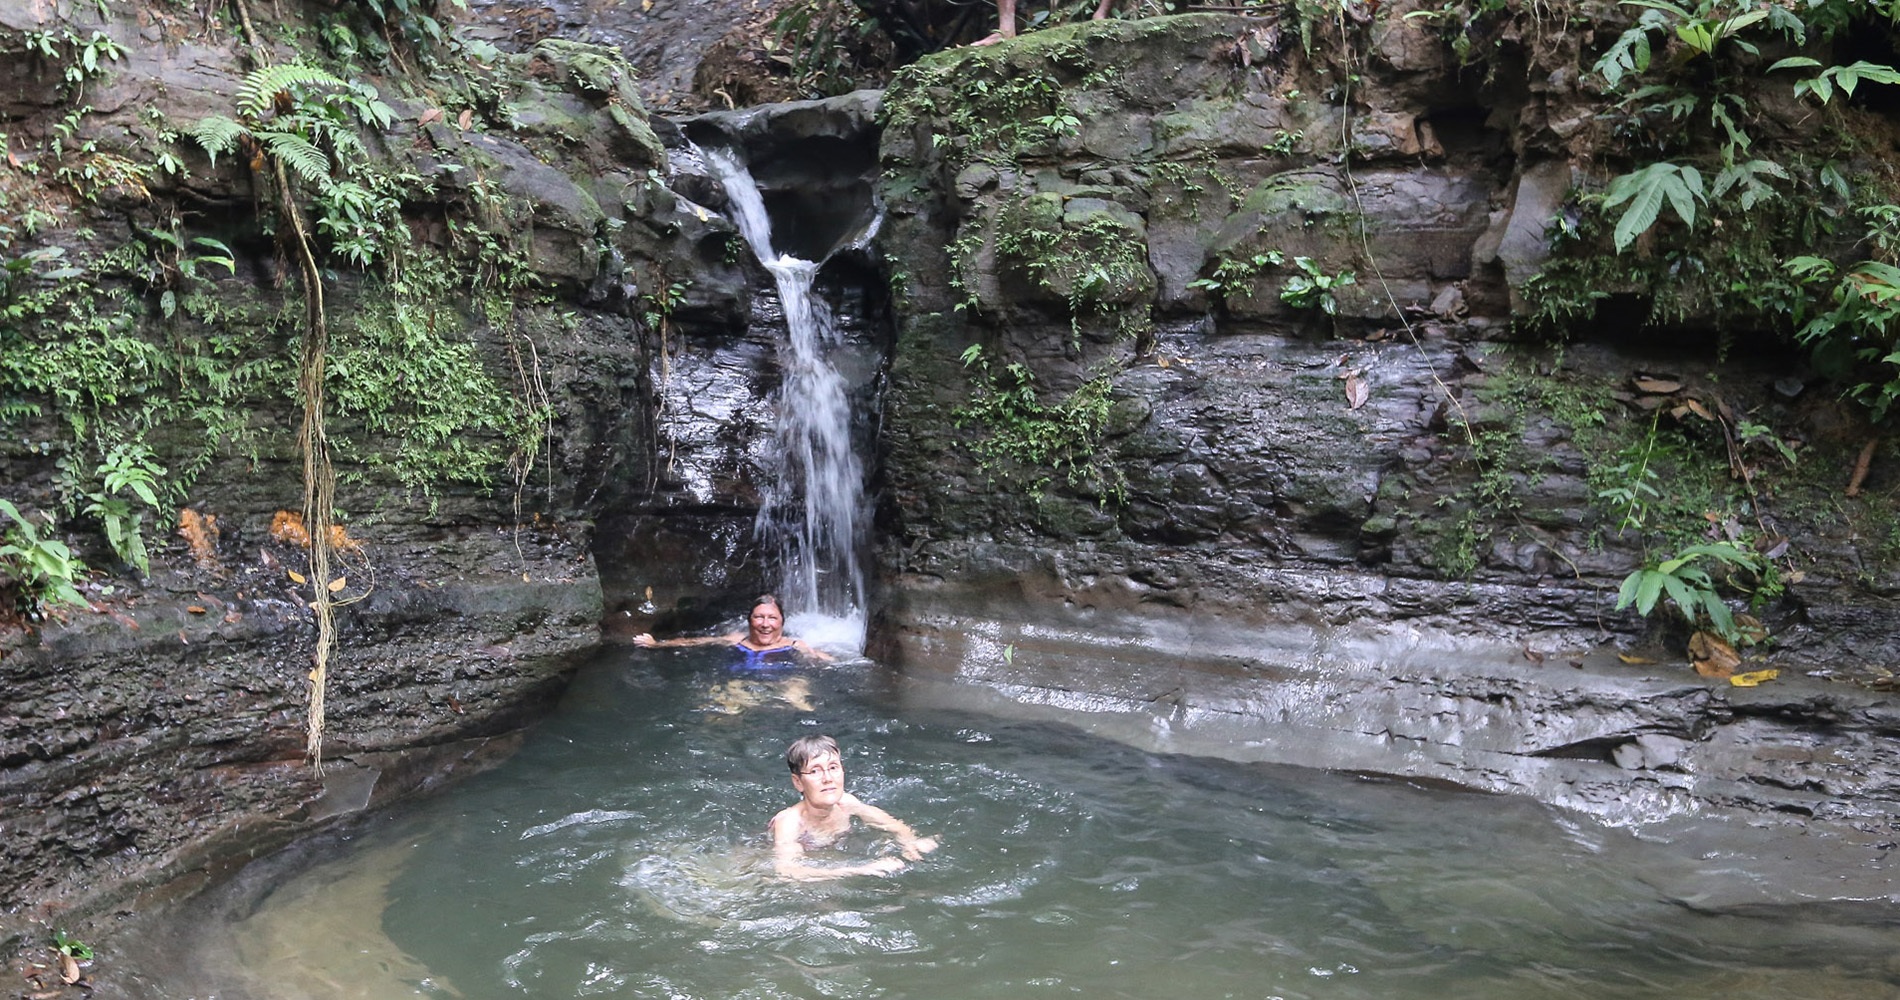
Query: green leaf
[[1604, 163, 1705, 252], [1768, 56, 1821, 73], [1659, 572, 1698, 622], [187, 115, 245, 167], [1702, 592, 1736, 639], [259, 130, 334, 189], [1616, 570, 1643, 610], [1635, 570, 1664, 616]]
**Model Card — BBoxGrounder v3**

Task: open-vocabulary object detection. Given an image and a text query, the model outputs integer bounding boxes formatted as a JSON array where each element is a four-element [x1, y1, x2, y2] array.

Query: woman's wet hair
[[786, 734, 840, 773], [752, 594, 784, 617]]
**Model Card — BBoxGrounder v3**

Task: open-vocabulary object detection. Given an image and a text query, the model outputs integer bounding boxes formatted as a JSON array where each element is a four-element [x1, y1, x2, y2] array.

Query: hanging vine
[[228, 0, 341, 770]]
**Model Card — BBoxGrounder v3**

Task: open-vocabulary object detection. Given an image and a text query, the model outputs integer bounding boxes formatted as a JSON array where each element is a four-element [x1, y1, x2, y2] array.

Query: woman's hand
[[631, 633, 658, 647]]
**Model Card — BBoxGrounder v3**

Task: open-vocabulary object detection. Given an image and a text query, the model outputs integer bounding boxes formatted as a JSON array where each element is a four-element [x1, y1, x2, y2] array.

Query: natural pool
[[137, 647, 1900, 1000]]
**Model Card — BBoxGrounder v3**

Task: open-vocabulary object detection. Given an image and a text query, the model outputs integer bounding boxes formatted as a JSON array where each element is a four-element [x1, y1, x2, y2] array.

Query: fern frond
[[188, 115, 247, 167], [258, 130, 334, 189], [237, 62, 346, 119]]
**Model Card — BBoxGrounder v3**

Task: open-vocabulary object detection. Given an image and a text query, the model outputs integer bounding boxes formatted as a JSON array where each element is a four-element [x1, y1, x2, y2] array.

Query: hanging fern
[[236, 62, 347, 119], [259, 130, 334, 189], [188, 115, 246, 167]]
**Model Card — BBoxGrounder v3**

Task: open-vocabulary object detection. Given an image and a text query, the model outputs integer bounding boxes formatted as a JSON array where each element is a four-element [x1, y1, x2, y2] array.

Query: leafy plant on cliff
[[955, 344, 1123, 502], [0, 500, 88, 615]]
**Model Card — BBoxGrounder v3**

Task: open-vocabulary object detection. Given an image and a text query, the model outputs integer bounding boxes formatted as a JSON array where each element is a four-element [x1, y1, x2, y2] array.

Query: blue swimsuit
[[733, 642, 799, 669]]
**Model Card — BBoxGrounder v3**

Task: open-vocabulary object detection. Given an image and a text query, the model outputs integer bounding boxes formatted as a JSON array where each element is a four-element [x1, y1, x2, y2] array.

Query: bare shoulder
[[769, 805, 803, 840]]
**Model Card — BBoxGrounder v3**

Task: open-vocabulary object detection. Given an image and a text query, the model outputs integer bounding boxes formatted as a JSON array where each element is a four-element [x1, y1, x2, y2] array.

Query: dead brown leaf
[[187, 605, 207, 614], [1616, 653, 1657, 665], [327, 576, 347, 592], [458, 108, 473, 130], [58, 953, 79, 985], [1522, 645, 1544, 664], [1689, 630, 1740, 678], [1683, 398, 1714, 421], [1633, 376, 1682, 394], [223, 609, 243, 624], [419, 107, 444, 125], [1343, 370, 1370, 410]]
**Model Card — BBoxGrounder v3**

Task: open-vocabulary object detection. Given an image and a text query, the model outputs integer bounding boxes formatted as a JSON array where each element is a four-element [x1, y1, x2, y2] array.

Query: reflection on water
[[191, 649, 1900, 1000]]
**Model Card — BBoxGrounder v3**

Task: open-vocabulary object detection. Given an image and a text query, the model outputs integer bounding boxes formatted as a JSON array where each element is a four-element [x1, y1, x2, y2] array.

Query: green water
[[200, 650, 1900, 999]]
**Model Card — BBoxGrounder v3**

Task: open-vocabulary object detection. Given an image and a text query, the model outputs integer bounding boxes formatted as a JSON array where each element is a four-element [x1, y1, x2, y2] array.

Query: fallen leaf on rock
[[58, 953, 79, 985], [1633, 376, 1682, 394], [1730, 669, 1780, 687], [1690, 631, 1740, 678], [187, 605, 207, 614], [419, 107, 444, 125], [1569, 660, 1584, 669], [1683, 398, 1714, 421], [1522, 645, 1544, 664], [328, 576, 347, 592], [1786, 570, 1806, 584], [177, 629, 188, 644], [1616, 653, 1657, 664], [109, 610, 139, 630], [458, 108, 473, 130], [1343, 370, 1370, 410], [30, 990, 62, 999], [287, 569, 306, 584], [223, 609, 243, 624], [448, 695, 464, 714]]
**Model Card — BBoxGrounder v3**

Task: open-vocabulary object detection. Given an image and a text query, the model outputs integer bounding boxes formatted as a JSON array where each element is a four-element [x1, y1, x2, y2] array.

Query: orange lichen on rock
[[177, 509, 222, 571], [268, 510, 365, 554]]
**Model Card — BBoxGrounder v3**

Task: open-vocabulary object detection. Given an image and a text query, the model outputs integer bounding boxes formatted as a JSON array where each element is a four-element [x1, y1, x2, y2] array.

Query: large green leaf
[[1604, 163, 1704, 252]]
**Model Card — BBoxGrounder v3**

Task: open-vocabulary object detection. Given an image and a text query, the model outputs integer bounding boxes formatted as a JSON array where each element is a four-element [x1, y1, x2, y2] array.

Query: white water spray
[[703, 145, 867, 651]]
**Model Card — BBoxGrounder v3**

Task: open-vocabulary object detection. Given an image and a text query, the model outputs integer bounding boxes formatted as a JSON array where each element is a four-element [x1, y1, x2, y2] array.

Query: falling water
[[703, 145, 867, 650]]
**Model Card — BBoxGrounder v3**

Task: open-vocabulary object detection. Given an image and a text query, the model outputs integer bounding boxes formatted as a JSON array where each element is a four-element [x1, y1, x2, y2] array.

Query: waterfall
[[702, 145, 868, 651]]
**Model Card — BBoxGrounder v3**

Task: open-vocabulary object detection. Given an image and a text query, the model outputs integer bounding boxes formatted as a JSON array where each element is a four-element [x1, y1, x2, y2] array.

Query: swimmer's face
[[749, 604, 783, 644], [791, 751, 844, 806]]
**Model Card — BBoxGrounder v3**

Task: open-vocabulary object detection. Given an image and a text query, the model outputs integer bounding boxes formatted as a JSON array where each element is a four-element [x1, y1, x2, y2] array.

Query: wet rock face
[[0, 0, 751, 948], [868, 12, 1900, 829]]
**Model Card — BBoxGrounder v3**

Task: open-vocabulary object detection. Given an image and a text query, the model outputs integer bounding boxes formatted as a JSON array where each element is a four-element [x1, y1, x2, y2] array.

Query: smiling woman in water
[[632, 594, 834, 664]]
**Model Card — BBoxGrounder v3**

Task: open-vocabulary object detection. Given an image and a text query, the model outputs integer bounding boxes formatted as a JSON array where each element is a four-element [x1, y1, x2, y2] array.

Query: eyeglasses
[[799, 761, 842, 778]]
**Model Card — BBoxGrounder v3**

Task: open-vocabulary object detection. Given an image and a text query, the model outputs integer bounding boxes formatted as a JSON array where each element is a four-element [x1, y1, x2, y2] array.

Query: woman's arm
[[632, 631, 743, 649], [849, 799, 940, 860], [771, 810, 905, 880], [793, 639, 836, 663]]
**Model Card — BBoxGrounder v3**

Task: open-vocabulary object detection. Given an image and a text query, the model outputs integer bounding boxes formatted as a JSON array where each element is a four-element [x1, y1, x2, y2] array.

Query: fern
[[236, 62, 346, 119], [188, 115, 246, 167], [259, 130, 334, 189]]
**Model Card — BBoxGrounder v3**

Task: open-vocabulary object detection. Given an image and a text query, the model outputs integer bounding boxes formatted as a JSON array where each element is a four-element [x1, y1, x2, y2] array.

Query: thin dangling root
[[231, 0, 338, 771]]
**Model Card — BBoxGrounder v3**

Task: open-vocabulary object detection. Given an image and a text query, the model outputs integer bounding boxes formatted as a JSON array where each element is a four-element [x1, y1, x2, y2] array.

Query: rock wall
[[868, 12, 1900, 834], [0, 1, 775, 951]]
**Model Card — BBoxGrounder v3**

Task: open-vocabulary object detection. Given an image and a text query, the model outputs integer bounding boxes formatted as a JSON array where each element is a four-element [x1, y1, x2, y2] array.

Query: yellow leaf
[[288, 569, 306, 584], [328, 576, 346, 592], [1730, 669, 1780, 687], [1616, 653, 1657, 664], [187, 605, 208, 615]]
